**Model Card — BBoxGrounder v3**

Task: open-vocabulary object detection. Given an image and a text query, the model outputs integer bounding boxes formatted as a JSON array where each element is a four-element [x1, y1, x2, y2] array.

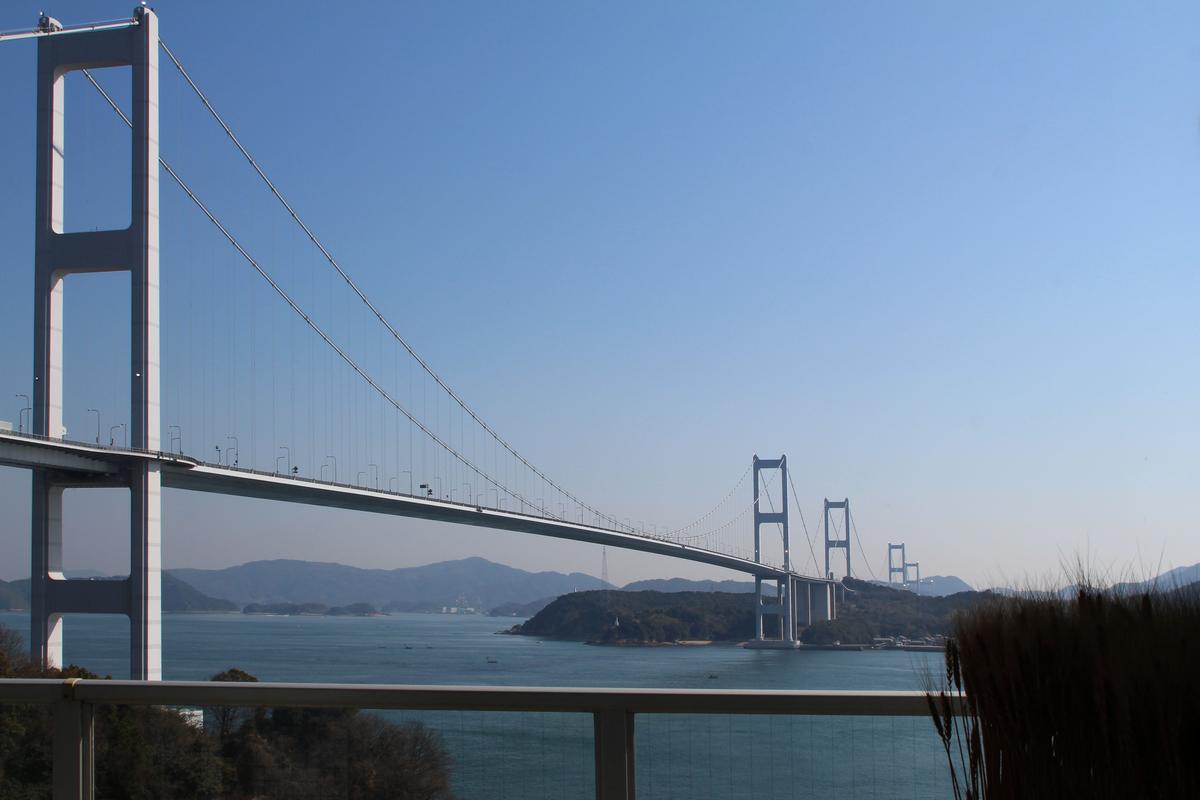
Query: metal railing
[[0, 678, 954, 800]]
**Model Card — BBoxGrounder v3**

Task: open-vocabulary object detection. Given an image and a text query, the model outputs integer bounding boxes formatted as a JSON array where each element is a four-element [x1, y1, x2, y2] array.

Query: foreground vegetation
[[927, 583, 1200, 798], [0, 625, 454, 799]]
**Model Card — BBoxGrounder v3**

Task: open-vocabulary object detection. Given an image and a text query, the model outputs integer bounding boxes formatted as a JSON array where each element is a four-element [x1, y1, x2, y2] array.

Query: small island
[[242, 602, 381, 617]]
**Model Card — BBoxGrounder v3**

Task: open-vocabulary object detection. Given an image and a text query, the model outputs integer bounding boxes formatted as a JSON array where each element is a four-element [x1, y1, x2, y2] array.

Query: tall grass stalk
[[926, 581, 1200, 798]]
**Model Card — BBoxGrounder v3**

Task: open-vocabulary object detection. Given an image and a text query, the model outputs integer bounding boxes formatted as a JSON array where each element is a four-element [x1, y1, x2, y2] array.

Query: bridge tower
[[752, 455, 792, 643], [823, 498, 850, 580], [29, 8, 162, 679], [887, 542, 906, 585], [752, 455, 795, 643], [749, 456, 835, 647], [906, 561, 921, 595]]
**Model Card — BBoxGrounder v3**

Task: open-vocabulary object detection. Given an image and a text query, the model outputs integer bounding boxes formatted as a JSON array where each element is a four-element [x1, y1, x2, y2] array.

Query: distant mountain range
[[170, 557, 609, 611], [1112, 563, 1200, 594], [993, 563, 1200, 599]]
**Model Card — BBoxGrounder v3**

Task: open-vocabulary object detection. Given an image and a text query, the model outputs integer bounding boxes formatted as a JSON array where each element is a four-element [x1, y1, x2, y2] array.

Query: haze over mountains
[[3, 558, 1194, 615]]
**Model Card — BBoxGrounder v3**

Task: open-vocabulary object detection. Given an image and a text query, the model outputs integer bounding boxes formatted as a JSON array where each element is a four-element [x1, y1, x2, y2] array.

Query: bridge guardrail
[[0, 679, 955, 800]]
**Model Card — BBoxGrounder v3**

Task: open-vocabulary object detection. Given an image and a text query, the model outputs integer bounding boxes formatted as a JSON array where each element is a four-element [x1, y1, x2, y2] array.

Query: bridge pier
[[750, 575, 838, 649], [29, 7, 161, 680]]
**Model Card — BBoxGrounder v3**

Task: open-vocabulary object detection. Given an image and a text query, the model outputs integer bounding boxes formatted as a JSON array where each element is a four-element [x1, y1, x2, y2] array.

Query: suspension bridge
[[0, 9, 880, 679]]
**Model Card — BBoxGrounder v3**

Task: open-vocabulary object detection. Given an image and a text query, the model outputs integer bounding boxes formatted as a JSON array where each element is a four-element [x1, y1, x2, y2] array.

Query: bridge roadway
[[0, 430, 824, 584]]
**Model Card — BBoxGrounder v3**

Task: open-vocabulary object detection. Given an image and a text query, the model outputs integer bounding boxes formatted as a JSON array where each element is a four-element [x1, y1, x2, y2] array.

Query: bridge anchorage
[[745, 455, 838, 650]]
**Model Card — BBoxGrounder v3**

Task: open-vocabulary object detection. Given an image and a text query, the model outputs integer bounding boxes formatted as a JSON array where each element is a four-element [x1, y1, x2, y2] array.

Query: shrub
[[926, 583, 1200, 798]]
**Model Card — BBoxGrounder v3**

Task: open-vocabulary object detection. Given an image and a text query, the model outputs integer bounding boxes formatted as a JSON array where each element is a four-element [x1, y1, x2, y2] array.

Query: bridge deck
[[0, 431, 829, 583]]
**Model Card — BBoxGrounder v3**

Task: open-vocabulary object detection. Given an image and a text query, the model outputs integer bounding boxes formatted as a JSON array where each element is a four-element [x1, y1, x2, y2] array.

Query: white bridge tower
[[30, 7, 162, 680]]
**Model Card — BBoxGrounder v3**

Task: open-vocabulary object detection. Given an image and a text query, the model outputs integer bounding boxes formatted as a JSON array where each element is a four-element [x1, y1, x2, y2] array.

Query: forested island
[[511, 579, 994, 645]]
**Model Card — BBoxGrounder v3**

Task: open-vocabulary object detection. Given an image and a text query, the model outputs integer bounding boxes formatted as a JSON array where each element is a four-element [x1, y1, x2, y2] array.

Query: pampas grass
[[926, 577, 1200, 798]]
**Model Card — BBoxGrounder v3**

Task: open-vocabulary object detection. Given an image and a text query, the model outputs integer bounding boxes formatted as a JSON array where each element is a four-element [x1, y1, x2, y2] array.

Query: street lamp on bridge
[[87, 408, 100, 444], [14, 394, 30, 433]]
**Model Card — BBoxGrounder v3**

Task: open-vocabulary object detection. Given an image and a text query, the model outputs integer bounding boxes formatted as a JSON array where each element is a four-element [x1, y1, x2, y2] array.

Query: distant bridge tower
[[887, 543, 906, 585], [752, 455, 792, 644], [29, 8, 162, 680], [906, 561, 921, 595], [823, 498, 850, 579]]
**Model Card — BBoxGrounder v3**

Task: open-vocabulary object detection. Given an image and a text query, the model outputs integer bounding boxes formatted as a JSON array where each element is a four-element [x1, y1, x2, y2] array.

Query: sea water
[[0, 611, 952, 798]]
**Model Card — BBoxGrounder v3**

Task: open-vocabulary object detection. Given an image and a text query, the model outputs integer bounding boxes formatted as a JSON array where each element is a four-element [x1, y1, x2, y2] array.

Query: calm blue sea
[[0, 611, 952, 798]]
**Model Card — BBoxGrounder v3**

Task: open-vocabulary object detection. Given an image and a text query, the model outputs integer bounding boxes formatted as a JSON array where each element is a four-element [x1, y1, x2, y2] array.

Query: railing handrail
[[0, 678, 950, 716]]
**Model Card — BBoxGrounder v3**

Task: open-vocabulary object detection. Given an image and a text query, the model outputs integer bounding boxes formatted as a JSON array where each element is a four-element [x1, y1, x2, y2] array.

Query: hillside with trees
[[515, 590, 754, 643]]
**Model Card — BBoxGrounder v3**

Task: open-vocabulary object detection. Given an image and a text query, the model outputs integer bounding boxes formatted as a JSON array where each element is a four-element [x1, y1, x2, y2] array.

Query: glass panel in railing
[[635, 713, 951, 800]]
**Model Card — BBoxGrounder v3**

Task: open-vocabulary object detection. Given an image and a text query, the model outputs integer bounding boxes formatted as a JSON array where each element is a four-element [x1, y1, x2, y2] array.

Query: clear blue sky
[[1, 1, 1197, 588]]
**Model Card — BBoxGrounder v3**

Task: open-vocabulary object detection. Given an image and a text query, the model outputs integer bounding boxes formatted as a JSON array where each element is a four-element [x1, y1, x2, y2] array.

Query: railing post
[[52, 696, 84, 800], [594, 709, 635, 800], [82, 703, 94, 800]]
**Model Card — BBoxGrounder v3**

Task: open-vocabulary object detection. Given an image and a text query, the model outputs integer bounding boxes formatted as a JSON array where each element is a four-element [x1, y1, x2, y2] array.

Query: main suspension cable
[[786, 467, 821, 577], [849, 507, 879, 581]]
